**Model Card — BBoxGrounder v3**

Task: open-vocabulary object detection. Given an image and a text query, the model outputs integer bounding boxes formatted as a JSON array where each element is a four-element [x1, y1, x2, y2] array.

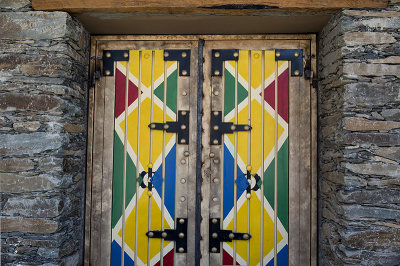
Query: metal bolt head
[[180, 139, 186, 144], [214, 90, 219, 96], [180, 159, 186, 164], [214, 52, 220, 58], [150, 123, 156, 129], [163, 124, 169, 130], [147, 163, 153, 168], [209, 152, 215, 158], [276, 51, 281, 57], [294, 70, 300, 76], [229, 233, 235, 239], [179, 233, 185, 239], [213, 111, 219, 116], [179, 218, 185, 224], [212, 218, 218, 224], [246, 193, 251, 199], [164, 51, 169, 57], [211, 247, 218, 253], [244, 125, 250, 130], [105, 70, 111, 76], [180, 196, 186, 202], [214, 70, 220, 76], [181, 111, 187, 116], [213, 139, 219, 145], [162, 232, 167, 238], [123, 52, 129, 58], [180, 178, 186, 184], [181, 52, 187, 58], [182, 91, 187, 96], [294, 51, 300, 57], [181, 124, 187, 130], [184, 151, 189, 157], [212, 233, 218, 239], [212, 197, 218, 202], [243, 234, 250, 240], [233, 52, 239, 57], [230, 125, 236, 131], [148, 232, 154, 237], [214, 125, 219, 131], [178, 247, 185, 253], [213, 178, 219, 183], [105, 52, 111, 58], [213, 159, 219, 164], [182, 70, 187, 76]]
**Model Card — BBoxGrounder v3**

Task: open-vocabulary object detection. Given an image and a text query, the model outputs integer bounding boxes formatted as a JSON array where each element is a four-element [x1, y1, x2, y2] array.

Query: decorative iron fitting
[[211, 49, 239, 76], [210, 111, 251, 145], [102, 50, 129, 76], [209, 218, 251, 253], [148, 110, 190, 144], [164, 49, 191, 76], [275, 49, 303, 77], [147, 218, 188, 253]]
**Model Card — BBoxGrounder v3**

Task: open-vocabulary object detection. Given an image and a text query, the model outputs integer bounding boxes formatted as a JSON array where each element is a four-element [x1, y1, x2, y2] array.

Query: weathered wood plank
[[32, 0, 388, 13]]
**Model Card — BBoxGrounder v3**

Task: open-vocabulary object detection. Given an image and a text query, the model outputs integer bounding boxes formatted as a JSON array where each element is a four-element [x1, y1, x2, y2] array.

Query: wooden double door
[[86, 35, 316, 266]]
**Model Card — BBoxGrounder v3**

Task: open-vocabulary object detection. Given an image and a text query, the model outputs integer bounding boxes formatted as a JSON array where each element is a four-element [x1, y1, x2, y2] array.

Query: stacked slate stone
[[318, 0, 400, 265], [0, 0, 90, 265]]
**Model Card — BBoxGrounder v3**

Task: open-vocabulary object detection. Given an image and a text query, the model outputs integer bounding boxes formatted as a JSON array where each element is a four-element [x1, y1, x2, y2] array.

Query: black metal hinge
[[275, 49, 303, 77], [149, 110, 190, 144], [102, 50, 129, 77], [209, 218, 251, 253], [210, 111, 251, 145], [212, 49, 239, 76], [164, 49, 191, 76], [147, 218, 188, 253]]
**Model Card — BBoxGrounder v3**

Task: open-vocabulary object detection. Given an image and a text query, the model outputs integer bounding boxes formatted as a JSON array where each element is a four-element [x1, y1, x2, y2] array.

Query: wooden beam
[[32, 0, 388, 14]]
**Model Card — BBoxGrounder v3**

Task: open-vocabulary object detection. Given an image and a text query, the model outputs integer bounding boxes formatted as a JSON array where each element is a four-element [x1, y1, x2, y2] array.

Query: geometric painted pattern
[[111, 50, 178, 266], [220, 50, 289, 266]]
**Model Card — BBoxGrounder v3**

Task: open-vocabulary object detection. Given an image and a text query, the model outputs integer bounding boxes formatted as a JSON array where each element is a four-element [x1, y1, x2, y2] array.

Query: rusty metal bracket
[[102, 50, 129, 77], [147, 218, 188, 253], [164, 49, 191, 76], [149, 110, 190, 144], [210, 111, 251, 145], [211, 49, 239, 76], [209, 218, 251, 253], [275, 49, 303, 77]]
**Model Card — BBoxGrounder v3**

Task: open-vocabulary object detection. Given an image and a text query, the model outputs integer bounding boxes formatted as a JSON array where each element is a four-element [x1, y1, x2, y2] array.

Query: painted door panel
[[204, 47, 292, 266]]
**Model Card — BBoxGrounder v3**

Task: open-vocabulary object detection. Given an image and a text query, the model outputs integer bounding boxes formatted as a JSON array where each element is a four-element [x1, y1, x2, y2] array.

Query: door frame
[[85, 34, 317, 265]]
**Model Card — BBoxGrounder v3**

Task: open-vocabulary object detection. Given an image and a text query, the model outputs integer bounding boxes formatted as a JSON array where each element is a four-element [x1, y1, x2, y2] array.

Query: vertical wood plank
[[101, 75, 116, 266], [288, 63, 300, 266], [187, 44, 199, 265], [90, 67, 106, 266], [200, 44, 212, 266], [85, 39, 97, 265], [310, 36, 318, 266], [175, 74, 190, 266]]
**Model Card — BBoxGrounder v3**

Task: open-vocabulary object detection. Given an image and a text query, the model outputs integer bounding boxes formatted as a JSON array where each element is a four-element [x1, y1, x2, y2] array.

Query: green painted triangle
[[154, 69, 177, 113], [224, 67, 248, 116], [263, 139, 289, 232]]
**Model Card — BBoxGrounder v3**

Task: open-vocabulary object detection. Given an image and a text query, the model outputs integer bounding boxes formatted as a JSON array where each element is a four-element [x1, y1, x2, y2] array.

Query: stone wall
[[0, 1, 90, 265], [318, 0, 400, 265]]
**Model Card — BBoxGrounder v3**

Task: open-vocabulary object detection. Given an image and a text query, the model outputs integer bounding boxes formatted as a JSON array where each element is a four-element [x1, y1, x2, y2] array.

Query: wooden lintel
[[32, 0, 389, 14]]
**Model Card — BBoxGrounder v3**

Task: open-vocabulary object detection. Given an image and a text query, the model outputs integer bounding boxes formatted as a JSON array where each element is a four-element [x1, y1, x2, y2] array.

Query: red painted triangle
[[114, 68, 140, 119], [154, 249, 174, 266]]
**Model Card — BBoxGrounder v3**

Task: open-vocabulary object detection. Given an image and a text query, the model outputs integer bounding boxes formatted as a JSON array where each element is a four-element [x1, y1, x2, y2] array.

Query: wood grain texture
[[32, 0, 387, 13]]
